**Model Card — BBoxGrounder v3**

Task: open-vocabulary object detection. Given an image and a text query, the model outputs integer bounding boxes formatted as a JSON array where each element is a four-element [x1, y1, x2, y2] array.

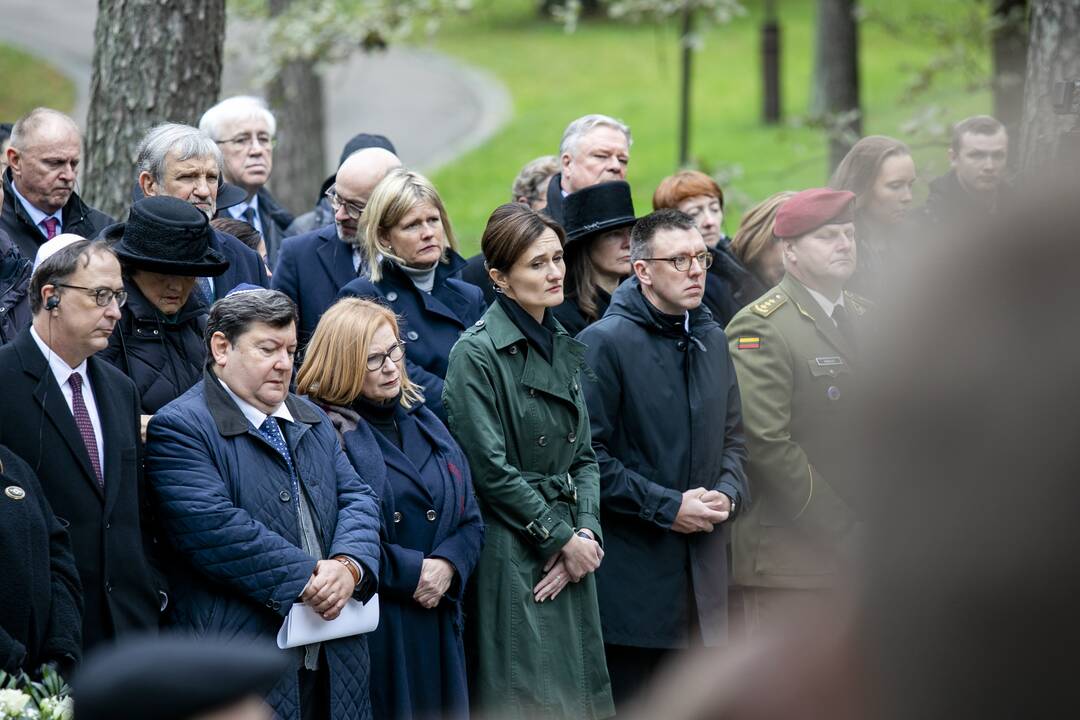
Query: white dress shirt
[[803, 284, 846, 326], [228, 194, 263, 235], [30, 326, 105, 473], [11, 181, 63, 237]]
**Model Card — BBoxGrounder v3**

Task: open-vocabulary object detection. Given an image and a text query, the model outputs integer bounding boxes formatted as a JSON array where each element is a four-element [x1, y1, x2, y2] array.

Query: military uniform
[[725, 274, 868, 591]]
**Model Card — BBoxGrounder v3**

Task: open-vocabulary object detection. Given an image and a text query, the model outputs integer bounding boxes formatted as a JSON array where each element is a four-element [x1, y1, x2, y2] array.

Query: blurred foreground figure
[[75, 635, 287, 720], [624, 180, 1080, 719]]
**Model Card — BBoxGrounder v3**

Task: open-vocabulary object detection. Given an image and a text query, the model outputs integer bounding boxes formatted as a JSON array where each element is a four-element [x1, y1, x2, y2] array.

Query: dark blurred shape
[[75, 634, 288, 720], [623, 177, 1080, 718]]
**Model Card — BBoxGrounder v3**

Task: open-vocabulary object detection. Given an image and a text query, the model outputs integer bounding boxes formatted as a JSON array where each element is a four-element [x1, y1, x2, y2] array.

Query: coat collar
[[203, 367, 322, 437], [380, 250, 473, 326], [3, 167, 95, 246], [483, 300, 585, 403], [314, 225, 358, 288], [780, 274, 853, 358]]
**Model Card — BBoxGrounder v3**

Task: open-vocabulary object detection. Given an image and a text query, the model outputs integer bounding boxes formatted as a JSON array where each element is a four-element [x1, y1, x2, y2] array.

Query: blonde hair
[[362, 168, 458, 281], [730, 191, 797, 271], [296, 297, 423, 408]]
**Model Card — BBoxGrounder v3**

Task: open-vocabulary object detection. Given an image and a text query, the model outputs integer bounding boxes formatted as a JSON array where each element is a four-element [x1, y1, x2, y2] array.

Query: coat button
[[406, 330, 419, 341], [386, 291, 399, 302], [105, 581, 113, 593], [567, 432, 577, 443], [426, 510, 437, 522], [528, 388, 536, 397], [265, 599, 275, 609], [393, 511, 402, 523], [509, 346, 518, 355], [105, 521, 111, 529], [537, 435, 547, 447], [279, 490, 291, 503], [474, 320, 485, 327]]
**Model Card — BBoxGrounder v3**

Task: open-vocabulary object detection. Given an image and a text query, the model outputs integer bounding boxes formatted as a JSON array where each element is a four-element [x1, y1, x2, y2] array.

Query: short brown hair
[[480, 203, 566, 274], [730, 191, 796, 271], [29, 239, 114, 315], [951, 115, 1006, 153], [651, 170, 724, 211], [210, 217, 263, 253], [511, 155, 559, 206], [296, 297, 422, 408]]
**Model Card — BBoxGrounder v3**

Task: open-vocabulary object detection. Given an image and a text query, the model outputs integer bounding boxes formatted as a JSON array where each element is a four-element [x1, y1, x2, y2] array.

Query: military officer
[[724, 188, 868, 635]]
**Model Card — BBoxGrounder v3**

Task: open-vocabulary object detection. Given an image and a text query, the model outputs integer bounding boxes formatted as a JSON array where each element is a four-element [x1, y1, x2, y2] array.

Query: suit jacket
[[0, 329, 162, 651], [272, 224, 357, 347], [544, 171, 568, 225], [1, 168, 114, 262], [211, 229, 269, 299], [256, 187, 295, 267], [725, 275, 868, 590]]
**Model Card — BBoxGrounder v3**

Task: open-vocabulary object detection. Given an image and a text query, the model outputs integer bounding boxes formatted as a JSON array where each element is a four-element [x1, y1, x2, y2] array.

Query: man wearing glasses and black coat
[[577, 209, 748, 710]]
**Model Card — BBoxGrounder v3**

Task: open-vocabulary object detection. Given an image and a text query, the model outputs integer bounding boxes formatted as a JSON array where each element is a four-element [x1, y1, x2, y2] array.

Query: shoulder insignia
[[751, 293, 787, 317], [844, 290, 873, 316]]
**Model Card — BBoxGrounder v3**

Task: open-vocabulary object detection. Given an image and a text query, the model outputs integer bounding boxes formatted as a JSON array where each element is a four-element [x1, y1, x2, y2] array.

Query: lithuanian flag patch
[[737, 337, 761, 350]]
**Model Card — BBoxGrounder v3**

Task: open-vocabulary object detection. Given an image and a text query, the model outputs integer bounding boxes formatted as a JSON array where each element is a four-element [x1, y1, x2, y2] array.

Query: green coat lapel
[[484, 300, 585, 404], [781, 275, 854, 359]]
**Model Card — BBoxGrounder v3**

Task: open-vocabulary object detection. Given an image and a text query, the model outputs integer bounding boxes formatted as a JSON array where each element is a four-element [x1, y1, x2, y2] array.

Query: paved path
[[0, 0, 510, 175]]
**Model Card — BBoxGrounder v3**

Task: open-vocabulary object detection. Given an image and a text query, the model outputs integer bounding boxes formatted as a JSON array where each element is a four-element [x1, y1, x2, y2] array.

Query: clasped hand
[[414, 558, 455, 609], [300, 559, 356, 620], [671, 487, 731, 534], [533, 531, 604, 603]]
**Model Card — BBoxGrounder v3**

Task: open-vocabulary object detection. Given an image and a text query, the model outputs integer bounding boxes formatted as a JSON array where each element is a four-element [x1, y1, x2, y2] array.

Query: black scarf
[[351, 392, 403, 449], [496, 293, 557, 364]]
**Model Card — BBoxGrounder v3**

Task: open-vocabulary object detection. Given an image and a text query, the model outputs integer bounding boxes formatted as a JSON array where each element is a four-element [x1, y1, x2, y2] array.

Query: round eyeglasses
[[325, 185, 366, 221], [55, 283, 128, 308], [639, 252, 713, 272]]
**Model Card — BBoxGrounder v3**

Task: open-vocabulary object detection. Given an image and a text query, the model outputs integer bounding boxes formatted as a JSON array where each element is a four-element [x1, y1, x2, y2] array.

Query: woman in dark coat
[[297, 297, 484, 720], [443, 204, 613, 719], [100, 196, 230, 421], [829, 135, 918, 297], [0, 444, 82, 675], [652, 170, 763, 322], [553, 181, 636, 336], [337, 169, 484, 422]]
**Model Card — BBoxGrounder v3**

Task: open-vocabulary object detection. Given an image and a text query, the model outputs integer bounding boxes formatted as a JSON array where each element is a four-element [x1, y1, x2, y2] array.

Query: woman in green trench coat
[[444, 203, 614, 720]]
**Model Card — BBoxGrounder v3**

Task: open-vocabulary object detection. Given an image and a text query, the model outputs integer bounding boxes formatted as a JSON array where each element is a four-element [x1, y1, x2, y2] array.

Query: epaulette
[[751, 292, 787, 317], [844, 290, 873, 317]]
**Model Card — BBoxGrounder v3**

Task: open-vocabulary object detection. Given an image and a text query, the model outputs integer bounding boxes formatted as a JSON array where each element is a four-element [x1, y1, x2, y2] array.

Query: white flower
[[39, 696, 73, 720], [0, 689, 32, 717]]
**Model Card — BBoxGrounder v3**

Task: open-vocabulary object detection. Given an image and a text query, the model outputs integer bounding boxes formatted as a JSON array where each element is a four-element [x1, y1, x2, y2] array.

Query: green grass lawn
[[430, 0, 991, 254], [0, 44, 75, 121]]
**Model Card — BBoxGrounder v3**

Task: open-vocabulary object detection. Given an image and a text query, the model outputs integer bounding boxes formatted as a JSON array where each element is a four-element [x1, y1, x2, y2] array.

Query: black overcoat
[[577, 277, 748, 648], [272, 223, 356, 346]]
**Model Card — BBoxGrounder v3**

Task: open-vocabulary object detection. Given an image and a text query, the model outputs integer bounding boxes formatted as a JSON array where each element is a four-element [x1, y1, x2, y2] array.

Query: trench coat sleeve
[[568, 405, 604, 543], [443, 340, 575, 559], [710, 349, 750, 513], [325, 447, 382, 586], [380, 542, 425, 601], [429, 460, 485, 594], [146, 412, 318, 616], [40, 487, 83, 664], [726, 312, 853, 541], [580, 338, 684, 529]]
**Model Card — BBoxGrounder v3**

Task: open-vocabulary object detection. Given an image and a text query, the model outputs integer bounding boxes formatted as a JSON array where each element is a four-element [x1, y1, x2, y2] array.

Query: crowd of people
[[0, 98, 1012, 720]]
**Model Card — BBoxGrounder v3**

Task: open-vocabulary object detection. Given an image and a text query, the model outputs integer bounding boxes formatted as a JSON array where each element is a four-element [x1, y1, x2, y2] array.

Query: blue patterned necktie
[[257, 416, 295, 477]]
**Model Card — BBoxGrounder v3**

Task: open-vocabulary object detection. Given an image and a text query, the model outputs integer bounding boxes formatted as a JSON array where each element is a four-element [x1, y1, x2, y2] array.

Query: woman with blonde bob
[[729, 190, 797, 299], [297, 297, 484, 720], [337, 169, 484, 421]]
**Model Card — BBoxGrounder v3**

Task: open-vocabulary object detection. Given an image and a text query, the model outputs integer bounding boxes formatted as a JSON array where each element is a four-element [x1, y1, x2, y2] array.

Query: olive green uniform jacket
[[443, 300, 614, 719], [725, 275, 868, 590]]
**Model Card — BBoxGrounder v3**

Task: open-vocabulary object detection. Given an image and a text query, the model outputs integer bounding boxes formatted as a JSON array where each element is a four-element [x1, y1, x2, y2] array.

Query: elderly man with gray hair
[[199, 96, 294, 264], [135, 123, 269, 301], [545, 113, 632, 224]]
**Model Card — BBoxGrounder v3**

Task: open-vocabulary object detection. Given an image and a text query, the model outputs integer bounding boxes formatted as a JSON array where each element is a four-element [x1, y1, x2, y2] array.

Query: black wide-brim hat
[[107, 195, 230, 277], [562, 180, 638, 246]]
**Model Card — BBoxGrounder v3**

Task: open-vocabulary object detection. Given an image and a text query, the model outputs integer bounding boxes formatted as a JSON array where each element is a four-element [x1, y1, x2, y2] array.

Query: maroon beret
[[773, 188, 856, 239]]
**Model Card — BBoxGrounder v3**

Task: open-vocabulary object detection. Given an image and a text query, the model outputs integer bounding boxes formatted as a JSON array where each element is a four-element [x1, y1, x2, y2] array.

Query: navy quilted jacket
[[145, 371, 381, 720]]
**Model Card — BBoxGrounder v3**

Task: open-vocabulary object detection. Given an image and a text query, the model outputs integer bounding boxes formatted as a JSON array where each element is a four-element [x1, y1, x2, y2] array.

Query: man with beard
[[136, 123, 268, 301], [272, 147, 401, 347]]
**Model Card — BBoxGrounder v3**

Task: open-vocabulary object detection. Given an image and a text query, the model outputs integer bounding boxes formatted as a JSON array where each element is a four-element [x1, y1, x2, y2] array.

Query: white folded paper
[[276, 595, 380, 649]]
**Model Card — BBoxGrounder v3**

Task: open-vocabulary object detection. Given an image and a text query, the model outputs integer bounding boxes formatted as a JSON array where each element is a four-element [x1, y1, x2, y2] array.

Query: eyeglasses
[[55, 283, 128, 308], [366, 341, 406, 371], [325, 185, 366, 221], [216, 133, 275, 150], [640, 252, 713, 272]]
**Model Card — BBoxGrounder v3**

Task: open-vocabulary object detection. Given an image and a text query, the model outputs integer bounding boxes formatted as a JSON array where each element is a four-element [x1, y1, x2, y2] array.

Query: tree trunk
[[84, 0, 226, 220], [761, 0, 782, 125], [991, 0, 1028, 167], [266, 0, 326, 216], [811, 0, 861, 174], [1018, 1, 1080, 174], [678, 3, 694, 166]]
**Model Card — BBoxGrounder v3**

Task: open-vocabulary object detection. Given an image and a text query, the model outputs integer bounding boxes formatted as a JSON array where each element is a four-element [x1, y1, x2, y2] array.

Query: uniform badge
[[4, 486, 25, 501], [816, 356, 844, 366], [751, 293, 787, 317], [737, 337, 761, 350], [827, 386, 841, 401]]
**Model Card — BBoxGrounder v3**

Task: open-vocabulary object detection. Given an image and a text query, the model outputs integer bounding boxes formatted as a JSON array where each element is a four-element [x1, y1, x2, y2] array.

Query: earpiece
[[45, 294, 60, 311]]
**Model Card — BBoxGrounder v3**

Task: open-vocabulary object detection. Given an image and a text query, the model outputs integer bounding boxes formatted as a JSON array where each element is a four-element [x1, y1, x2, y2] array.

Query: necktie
[[831, 304, 855, 347], [68, 372, 103, 488], [198, 276, 216, 305], [243, 206, 258, 232], [257, 416, 294, 476], [40, 217, 59, 240]]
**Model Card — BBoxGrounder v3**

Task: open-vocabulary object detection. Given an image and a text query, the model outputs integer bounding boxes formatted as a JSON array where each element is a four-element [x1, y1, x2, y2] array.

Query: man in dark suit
[[135, 122, 268, 301], [544, 113, 631, 225], [199, 97, 294, 265], [0, 239, 162, 652], [272, 147, 401, 346]]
